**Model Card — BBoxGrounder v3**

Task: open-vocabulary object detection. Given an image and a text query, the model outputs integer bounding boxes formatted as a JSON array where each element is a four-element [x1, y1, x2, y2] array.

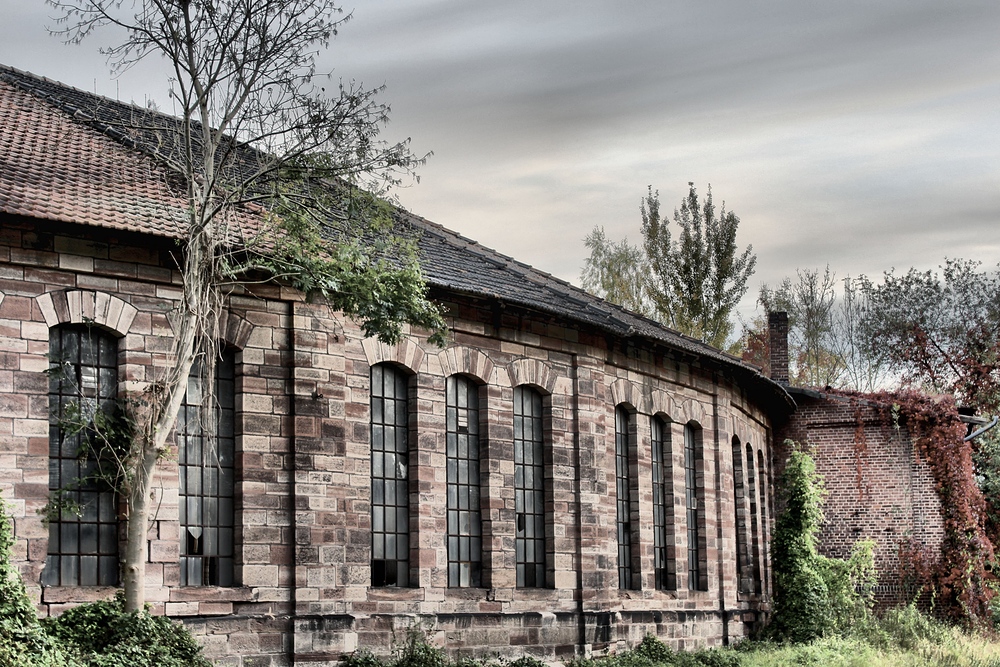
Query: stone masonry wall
[[1, 215, 777, 665]]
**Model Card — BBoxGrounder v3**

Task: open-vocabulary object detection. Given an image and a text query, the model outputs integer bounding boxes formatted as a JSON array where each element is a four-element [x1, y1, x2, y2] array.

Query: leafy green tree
[[581, 183, 756, 351], [643, 183, 756, 350], [580, 226, 650, 315], [49, 0, 447, 611], [862, 259, 1000, 412]]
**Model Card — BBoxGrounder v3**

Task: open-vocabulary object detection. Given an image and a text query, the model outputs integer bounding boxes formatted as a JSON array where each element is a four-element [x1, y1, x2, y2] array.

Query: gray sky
[[3, 0, 1000, 323]]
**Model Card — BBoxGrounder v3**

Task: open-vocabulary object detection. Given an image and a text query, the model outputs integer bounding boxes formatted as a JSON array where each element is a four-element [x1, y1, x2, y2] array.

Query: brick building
[[0, 66, 791, 664], [768, 313, 946, 605]]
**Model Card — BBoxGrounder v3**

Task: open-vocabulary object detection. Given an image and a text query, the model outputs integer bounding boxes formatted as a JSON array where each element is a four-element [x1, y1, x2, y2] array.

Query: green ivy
[[768, 444, 876, 642]]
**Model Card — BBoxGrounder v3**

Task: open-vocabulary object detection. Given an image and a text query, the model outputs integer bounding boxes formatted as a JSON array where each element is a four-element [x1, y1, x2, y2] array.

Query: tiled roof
[[0, 65, 791, 406]]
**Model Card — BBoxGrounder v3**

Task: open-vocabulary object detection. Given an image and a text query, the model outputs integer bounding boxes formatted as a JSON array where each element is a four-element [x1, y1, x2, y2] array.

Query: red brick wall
[[776, 391, 944, 604], [1, 216, 780, 664]]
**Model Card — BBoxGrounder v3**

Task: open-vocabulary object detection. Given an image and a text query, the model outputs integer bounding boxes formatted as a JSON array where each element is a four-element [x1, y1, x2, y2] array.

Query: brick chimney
[[768, 311, 789, 385]]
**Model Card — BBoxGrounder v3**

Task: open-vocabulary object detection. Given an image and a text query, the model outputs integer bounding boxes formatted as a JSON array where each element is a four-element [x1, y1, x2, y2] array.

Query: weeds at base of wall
[[345, 631, 739, 667]]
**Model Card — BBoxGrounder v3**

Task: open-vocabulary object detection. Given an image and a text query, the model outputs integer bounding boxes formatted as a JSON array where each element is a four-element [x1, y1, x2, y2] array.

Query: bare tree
[[49, 0, 446, 611]]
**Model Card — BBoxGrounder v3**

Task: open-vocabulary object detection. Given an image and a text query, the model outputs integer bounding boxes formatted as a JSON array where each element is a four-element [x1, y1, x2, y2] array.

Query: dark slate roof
[[0, 64, 792, 408]]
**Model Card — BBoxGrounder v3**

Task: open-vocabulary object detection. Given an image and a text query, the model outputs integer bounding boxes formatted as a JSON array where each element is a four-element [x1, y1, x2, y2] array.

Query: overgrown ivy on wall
[[837, 389, 997, 625]]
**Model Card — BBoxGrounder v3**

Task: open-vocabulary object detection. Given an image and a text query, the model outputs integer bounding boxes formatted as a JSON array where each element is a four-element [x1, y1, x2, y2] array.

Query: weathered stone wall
[[1, 216, 776, 665]]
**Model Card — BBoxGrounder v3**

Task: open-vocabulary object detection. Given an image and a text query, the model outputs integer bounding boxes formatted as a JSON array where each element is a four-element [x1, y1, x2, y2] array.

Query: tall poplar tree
[[581, 183, 756, 351]]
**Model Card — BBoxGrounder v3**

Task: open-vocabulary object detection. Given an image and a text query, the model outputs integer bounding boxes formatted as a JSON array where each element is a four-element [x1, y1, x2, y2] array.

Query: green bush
[[44, 593, 211, 667], [0, 496, 79, 667]]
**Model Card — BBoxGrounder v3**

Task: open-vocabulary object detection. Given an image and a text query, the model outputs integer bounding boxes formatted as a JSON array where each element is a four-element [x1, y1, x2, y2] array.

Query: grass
[[348, 606, 1000, 667]]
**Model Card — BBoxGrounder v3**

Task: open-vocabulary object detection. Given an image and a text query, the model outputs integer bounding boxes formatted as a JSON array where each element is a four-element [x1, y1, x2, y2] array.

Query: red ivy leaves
[[836, 389, 995, 625]]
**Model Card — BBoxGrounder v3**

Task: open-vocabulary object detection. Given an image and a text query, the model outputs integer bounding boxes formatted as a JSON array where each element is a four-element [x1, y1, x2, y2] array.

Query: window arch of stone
[[36, 290, 138, 337], [370, 362, 414, 587], [614, 402, 641, 590], [684, 421, 708, 591], [506, 358, 556, 394], [362, 336, 424, 374], [609, 379, 650, 415], [651, 412, 676, 591], [437, 346, 494, 385], [445, 373, 485, 587], [512, 383, 549, 588]]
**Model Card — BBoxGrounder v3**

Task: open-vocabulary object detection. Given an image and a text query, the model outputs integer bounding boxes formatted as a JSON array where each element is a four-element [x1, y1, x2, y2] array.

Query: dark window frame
[[44, 325, 120, 588], [684, 422, 707, 591], [370, 363, 412, 587], [446, 374, 483, 588], [178, 348, 237, 587], [732, 436, 751, 595], [651, 416, 676, 591], [746, 443, 762, 595], [614, 405, 640, 590], [513, 385, 547, 588]]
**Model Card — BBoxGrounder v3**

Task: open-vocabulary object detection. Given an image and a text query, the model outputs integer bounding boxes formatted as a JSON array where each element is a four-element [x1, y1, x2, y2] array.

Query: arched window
[[44, 325, 119, 587], [514, 385, 546, 588], [446, 375, 482, 587], [746, 444, 762, 595], [371, 363, 410, 587], [684, 423, 707, 591], [651, 416, 675, 590], [732, 436, 750, 595], [757, 448, 769, 593], [614, 405, 638, 589], [178, 349, 236, 586]]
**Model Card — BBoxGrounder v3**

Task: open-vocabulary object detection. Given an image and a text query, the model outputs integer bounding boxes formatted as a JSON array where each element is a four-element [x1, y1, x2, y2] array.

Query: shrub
[[44, 593, 211, 667], [0, 495, 79, 667]]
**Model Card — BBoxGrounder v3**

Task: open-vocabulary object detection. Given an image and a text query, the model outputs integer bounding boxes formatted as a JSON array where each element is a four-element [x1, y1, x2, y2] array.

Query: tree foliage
[[580, 226, 649, 315], [863, 259, 1000, 413], [643, 183, 756, 349], [48, 0, 446, 611], [581, 183, 756, 351]]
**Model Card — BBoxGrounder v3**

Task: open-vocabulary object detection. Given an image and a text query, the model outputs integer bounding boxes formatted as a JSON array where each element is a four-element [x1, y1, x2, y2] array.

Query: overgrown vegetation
[[856, 390, 997, 625], [0, 498, 210, 667], [767, 445, 877, 642], [346, 620, 1000, 667]]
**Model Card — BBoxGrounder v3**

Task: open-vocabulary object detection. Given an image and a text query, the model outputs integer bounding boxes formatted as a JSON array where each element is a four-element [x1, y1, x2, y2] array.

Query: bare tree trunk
[[121, 220, 213, 612]]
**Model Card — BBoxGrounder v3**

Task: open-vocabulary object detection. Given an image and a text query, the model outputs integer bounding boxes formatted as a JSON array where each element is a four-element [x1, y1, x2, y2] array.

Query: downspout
[[287, 298, 299, 666], [571, 351, 587, 655], [712, 373, 729, 645]]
